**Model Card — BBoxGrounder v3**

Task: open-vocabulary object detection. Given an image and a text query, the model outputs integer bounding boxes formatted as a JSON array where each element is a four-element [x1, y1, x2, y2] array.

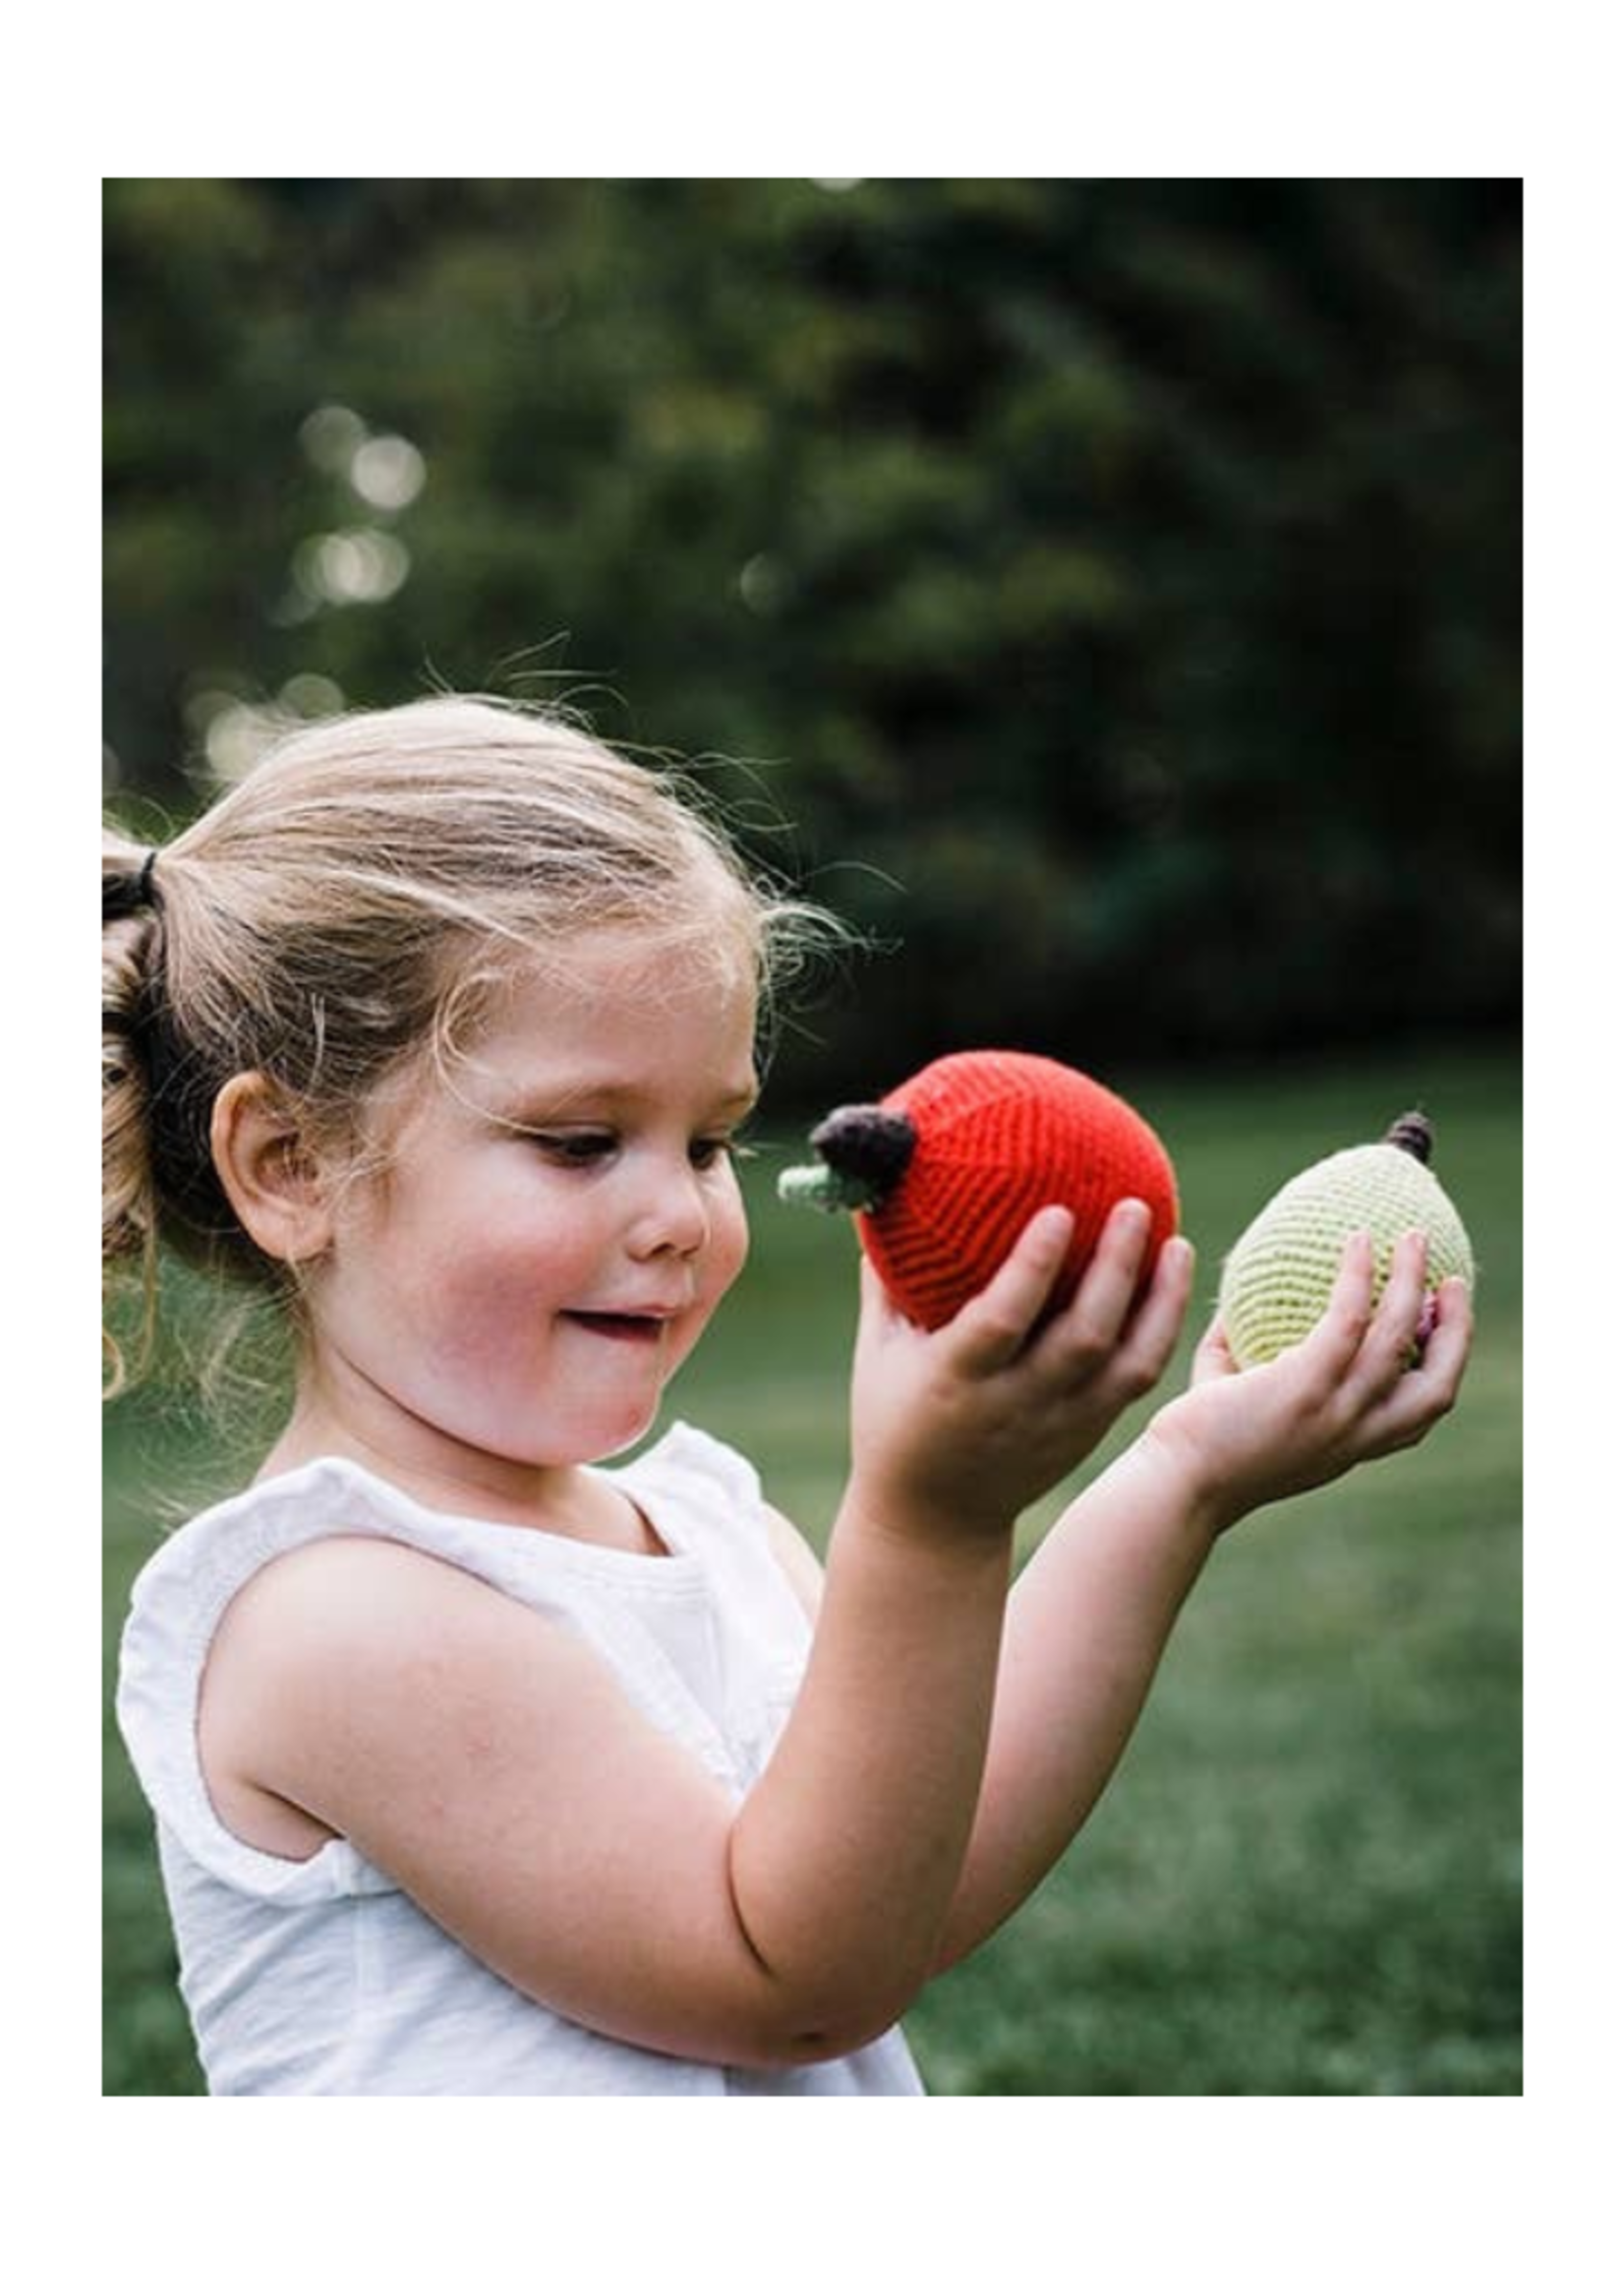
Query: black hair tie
[[103, 848, 160, 922]]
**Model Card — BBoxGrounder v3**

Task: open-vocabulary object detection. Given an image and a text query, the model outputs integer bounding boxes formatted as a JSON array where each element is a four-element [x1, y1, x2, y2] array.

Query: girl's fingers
[[950, 1205, 1076, 1373], [1041, 1198, 1153, 1365], [1363, 1272, 1474, 1443], [1419, 1273, 1474, 1405], [1295, 1230, 1377, 1382], [1428, 1270, 1474, 1363], [1189, 1308, 1239, 1385], [1106, 1231, 1195, 1391], [1347, 1228, 1430, 1400]]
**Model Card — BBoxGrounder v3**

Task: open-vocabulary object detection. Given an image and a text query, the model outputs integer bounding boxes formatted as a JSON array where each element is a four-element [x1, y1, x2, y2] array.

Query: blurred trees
[[103, 179, 1520, 1099]]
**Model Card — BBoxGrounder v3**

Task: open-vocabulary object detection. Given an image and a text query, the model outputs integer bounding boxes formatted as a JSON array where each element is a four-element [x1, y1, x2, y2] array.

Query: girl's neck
[[260, 1377, 664, 1551]]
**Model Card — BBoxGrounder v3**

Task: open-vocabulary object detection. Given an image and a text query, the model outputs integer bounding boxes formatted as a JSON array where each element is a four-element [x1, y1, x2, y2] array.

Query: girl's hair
[[102, 695, 836, 1397]]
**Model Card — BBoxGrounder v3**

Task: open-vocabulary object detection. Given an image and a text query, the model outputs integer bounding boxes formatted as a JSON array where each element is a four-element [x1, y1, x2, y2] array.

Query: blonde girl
[[106, 696, 1472, 2095]]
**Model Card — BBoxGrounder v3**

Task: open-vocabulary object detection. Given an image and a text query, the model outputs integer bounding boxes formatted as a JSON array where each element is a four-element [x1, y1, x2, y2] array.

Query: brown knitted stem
[[1384, 1110, 1434, 1163], [810, 1104, 918, 1206]]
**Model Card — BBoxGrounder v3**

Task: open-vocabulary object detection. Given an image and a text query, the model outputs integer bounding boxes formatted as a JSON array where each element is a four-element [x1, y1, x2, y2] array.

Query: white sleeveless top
[[115, 1423, 925, 2096]]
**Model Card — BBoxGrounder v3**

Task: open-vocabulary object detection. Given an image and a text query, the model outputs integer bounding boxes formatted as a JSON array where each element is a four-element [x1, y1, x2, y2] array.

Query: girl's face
[[302, 932, 758, 1484]]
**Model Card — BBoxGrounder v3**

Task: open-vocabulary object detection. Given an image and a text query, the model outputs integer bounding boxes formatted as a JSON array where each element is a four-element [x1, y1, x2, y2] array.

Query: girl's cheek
[[711, 1193, 750, 1292]]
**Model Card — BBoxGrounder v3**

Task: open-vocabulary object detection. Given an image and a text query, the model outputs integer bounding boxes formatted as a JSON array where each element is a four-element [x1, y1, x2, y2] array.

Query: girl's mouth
[[562, 1312, 668, 1345]]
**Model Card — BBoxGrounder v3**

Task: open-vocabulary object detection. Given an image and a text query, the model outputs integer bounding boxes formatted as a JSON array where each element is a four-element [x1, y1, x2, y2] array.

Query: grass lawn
[[103, 1040, 1520, 2094]]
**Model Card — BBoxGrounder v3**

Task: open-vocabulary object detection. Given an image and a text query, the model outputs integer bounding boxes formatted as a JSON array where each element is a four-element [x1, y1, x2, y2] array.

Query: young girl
[[105, 695, 1473, 2096]]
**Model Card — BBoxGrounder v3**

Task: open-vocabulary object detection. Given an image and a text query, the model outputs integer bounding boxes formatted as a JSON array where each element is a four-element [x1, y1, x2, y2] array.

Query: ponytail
[[101, 831, 164, 1394]]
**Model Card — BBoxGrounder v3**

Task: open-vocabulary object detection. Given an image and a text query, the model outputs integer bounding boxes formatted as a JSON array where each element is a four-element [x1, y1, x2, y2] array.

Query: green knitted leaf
[[777, 1162, 881, 1214]]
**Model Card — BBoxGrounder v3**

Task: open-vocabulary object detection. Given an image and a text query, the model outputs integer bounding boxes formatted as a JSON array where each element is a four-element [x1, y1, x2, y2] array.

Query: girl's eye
[[534, 1131, 618, 1166], [692, 1126, 755, 1170], [530, 1126, 754, 1170]]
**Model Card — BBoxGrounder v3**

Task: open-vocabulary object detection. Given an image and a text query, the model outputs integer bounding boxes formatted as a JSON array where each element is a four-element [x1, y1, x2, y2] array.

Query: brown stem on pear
[[1384, 1110, 1434, 1164]]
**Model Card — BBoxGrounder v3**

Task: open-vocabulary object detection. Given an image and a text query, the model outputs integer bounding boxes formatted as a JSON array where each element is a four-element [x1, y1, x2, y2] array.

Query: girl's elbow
[[749, 1966, 925, 2070], [724, 2000, 910, 2072], [699, 1955, 922, 2070]]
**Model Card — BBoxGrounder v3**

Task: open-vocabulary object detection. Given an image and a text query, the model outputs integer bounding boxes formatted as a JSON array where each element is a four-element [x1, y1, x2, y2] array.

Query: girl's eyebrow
[[497, 1079, 761, 1119]]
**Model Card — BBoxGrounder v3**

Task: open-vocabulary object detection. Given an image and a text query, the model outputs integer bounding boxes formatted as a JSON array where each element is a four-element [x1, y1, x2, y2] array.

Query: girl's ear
[[209, 1072, 336, 1263]]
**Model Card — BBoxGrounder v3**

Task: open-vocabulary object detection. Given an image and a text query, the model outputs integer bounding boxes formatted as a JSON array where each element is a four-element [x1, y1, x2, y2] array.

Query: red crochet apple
[[778, 1049, 1179, 1331]]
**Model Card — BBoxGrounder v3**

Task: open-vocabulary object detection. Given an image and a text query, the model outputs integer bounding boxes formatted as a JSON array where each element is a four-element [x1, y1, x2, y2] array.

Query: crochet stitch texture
[[1218, 1132, 1476, 1370], [835, 1051, 1179, 1332]]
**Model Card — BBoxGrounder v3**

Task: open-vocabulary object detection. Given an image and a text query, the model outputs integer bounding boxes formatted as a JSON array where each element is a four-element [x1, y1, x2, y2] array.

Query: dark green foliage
[[103, 180, 1520, 1101]]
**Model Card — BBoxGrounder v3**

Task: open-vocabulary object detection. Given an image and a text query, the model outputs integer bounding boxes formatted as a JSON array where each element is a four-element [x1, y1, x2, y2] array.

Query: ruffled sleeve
[[624, 1422, 768, 1529], [116, 1464, 419, 1904]]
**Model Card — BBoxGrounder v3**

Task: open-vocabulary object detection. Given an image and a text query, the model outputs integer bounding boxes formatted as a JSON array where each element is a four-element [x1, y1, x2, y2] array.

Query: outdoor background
[[103, 178, 1521, 2095]]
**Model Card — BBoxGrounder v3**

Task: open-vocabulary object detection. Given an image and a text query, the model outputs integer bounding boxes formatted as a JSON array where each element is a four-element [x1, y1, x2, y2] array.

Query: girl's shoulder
[[115, 1461, 420, 1904], [122, 1455, 476, 1629], [127, 1425, 760, 1596], [122, 1426, 777, 1664]]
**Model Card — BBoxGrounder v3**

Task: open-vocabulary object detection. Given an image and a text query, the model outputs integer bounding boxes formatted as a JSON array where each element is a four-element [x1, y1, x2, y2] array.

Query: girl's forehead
[[465, 932, 760, 1079], [369, 930, 761, 1147], [499, 930, 756, 1026]]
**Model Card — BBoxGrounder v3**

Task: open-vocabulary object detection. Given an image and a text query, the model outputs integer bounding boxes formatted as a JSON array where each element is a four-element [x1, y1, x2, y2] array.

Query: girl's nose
[[626, 1162, 711, 1261]]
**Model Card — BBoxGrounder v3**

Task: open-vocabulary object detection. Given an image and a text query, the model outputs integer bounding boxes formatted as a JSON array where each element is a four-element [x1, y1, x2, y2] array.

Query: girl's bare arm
[[226, 1204, 1187, 2069], [933, 1229, 1474, 1968]]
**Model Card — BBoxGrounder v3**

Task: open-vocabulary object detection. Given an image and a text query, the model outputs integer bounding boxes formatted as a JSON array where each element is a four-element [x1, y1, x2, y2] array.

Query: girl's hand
[[847, 1199, 1195, 1544], [1146, 1227, 1474, 1536]]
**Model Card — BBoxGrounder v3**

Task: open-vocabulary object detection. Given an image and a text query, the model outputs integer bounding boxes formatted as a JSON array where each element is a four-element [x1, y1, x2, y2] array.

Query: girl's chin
[[490, 1398, 667, 1472]]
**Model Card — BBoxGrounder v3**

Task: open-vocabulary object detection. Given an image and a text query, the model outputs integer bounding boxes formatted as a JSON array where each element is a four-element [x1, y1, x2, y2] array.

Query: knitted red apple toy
[[778, 1049, 1179, 1331]]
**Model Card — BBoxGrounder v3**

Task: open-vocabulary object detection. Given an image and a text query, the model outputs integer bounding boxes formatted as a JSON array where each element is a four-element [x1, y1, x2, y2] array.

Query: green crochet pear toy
[[1217, 1111, 1475, 1370]]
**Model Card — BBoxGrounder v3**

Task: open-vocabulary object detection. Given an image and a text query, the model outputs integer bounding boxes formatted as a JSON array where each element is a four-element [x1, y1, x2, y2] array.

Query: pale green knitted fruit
[[1217, 1113, 1475, 1370]]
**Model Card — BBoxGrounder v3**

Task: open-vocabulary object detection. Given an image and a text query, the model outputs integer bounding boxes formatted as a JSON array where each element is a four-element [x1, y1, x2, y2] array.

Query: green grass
[[103, 1041, 1520, 2094]]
